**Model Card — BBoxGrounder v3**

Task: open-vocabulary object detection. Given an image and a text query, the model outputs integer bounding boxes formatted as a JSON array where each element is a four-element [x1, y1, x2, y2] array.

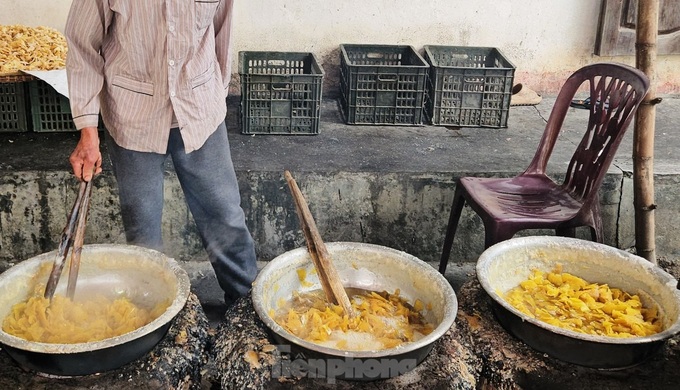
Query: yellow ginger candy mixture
[[0, 24, 67, 72], [504, 265, 662, 338], [274, 288, 434, 351], [2, 285, 169, 344]]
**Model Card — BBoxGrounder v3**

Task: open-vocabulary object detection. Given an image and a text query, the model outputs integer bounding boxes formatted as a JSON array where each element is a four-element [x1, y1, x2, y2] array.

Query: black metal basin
[[476, 236, 680, 369], [252, 242, 458, 381], [0, 244, 190, 376]]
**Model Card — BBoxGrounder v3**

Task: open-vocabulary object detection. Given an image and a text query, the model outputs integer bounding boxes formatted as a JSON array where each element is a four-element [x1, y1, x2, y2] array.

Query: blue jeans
[[105, 122, 257, 304]]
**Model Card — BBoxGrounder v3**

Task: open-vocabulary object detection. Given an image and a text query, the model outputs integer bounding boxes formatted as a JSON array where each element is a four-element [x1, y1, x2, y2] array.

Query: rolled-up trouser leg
[[168, 123, 258, 304], [105, 132, 166, 252]]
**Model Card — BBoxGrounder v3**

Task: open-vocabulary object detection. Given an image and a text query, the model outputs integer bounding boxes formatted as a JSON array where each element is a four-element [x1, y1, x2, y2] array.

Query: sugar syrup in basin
[[252, 242, 458, 381], [476, 236, 680, 369], [0, 244, 191, 376]]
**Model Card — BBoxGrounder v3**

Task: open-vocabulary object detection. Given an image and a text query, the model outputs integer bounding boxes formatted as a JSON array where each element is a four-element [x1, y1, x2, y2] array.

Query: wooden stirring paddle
[[284, 170, 355, 318]]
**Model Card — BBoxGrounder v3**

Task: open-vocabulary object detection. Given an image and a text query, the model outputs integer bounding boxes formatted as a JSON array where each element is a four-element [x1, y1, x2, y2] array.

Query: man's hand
[[69, 127, 102, 181]]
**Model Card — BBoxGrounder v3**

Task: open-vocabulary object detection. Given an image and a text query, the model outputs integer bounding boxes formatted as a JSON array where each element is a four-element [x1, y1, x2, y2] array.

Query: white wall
[[3, 0, 678, 93], [1, 0, 71, 32]]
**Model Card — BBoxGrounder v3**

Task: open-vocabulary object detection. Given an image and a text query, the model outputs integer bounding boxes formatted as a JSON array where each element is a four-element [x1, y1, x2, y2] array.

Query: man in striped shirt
[[64, 0, 257, 306]]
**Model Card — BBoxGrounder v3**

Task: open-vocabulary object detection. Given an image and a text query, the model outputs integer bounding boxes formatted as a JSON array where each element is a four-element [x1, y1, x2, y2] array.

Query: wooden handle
[[66, 178, 94, 299], [284, 171, 355, 318], [44, 181, 87, 300]]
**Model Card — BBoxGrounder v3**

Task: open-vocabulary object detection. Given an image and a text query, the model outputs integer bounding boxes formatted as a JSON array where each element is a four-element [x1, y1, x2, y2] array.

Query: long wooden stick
[[66, 178, 94, 299], [44, 181, 87, 299], [284, 171, 355, 318]]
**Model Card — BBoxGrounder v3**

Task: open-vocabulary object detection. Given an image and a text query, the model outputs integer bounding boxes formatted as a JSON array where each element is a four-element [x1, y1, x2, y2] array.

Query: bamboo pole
[[634, 0, 660, 264]]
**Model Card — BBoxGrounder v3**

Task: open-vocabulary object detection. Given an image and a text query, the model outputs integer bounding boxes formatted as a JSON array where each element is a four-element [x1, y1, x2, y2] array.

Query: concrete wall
[[3, 92, 680, 269], [0, 168, 664, 271], [2, 0, 679, 94]]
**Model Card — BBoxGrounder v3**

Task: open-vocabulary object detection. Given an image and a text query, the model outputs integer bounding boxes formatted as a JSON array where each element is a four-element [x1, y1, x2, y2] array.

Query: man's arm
[[65, 0, 110, 181], [214, 0, 235, 93]]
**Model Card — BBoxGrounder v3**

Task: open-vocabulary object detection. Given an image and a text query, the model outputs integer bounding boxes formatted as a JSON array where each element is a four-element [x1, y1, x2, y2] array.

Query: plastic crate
[[239, 51, 324, 135], [339, 44, 429, 126], [28, 80, 78, 132], [0, 82, 29, 132], [424, 45, 515, 128]]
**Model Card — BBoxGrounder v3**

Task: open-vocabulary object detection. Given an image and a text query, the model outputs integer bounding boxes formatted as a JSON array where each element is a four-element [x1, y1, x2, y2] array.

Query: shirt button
[[169, 25, 175, 32], [169, 60, 175, 66], [170, 91, 176, 97]]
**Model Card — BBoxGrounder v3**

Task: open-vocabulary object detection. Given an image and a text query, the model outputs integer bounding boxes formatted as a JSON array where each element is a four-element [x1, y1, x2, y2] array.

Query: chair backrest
[[524, 63, 650, 204]]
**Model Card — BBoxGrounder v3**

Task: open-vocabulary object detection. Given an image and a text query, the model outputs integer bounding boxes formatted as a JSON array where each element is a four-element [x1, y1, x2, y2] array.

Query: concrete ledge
[[2, 97, 680, 270]]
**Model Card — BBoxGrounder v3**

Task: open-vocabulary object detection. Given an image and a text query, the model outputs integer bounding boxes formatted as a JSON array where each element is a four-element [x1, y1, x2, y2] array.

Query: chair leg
[[588, 219, 604, 242], [483, 223, 516, 249], [556, 226, 576, 238], [590, 204, 604, 243], [439, 185, 466, 274]]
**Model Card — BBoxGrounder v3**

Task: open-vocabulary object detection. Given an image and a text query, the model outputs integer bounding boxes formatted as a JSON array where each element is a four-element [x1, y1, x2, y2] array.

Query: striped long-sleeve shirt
[[65, 0, 234, 154]]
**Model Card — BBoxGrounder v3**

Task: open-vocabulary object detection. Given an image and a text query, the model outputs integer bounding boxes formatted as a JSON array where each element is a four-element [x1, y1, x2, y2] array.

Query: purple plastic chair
[[438, 62, 650, 274]]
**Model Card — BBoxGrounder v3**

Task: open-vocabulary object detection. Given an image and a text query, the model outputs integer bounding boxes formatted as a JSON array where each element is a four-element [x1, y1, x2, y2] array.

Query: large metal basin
[[252, 242, 458, 381], [477, 236, 680, 369], [0, 244, 191, 376]]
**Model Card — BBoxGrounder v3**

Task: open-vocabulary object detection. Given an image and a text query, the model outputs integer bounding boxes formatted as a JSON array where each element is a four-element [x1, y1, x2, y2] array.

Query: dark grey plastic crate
[[239, 51, 324, 135], [29, 80, 77, 132], [0, 82, 29, 132], [424, 45, 515, 128], [339, 44, 429, 126]]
